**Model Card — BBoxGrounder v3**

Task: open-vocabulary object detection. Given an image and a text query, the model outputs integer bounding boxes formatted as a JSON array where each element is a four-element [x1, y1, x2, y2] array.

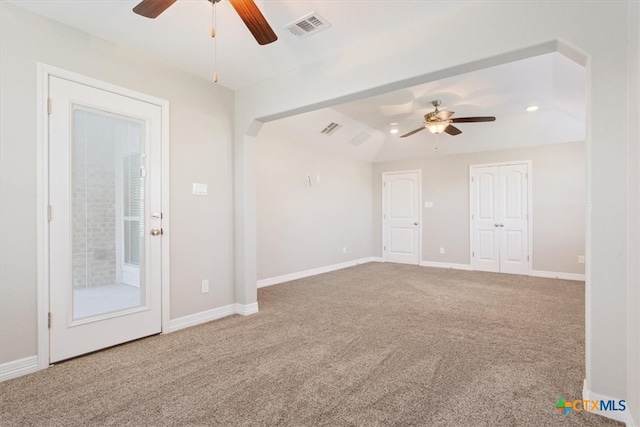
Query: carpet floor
[[0, 263, 621, 426]]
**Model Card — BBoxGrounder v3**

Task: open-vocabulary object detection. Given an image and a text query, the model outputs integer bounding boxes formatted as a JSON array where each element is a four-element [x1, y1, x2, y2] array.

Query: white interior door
[[471, 163, 529, 275], [48, 76, 162, 363], [471, 167, 501, 272], [498, 164, 529, 274], [383, 171, 421, 265]]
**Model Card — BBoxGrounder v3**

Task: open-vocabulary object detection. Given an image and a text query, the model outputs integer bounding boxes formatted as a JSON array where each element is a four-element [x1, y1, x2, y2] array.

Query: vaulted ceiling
[[262, 52, 585, 162], [10, 0, 586, 162]]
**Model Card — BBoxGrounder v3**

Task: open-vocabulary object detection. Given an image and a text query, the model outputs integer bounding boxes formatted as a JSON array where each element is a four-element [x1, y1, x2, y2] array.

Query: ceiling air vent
[[285, 12, 332, 38], [320, 122, 341, 135], [347, 131, 373, 146]]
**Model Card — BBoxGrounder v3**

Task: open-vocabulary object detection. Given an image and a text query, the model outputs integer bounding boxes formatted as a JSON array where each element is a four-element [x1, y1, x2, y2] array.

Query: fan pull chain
[[211, 1, 218, 83]]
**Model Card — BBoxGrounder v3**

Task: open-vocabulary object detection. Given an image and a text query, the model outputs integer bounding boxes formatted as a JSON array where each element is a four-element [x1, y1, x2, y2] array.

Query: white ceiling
[[8, 0, 480, 90], [263, 52, 586, 162], [10, 0, 586, 162]]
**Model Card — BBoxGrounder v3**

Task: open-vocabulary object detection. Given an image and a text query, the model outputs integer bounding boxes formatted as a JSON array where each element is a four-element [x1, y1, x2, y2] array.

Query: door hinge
[[527, 255, 530, 261], [471, 177, 474, 182], [471, 214, 474, 220], [47, 205, 52, 222], [48, 312, 51, 328], [47, 98, 52, 115], [383, 182, 386, 187], [472, 251, 475, 257], [384, 246, 386, 251]]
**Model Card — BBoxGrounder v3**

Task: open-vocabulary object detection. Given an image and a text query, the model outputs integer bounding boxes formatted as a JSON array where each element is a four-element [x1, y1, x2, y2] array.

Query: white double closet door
[[471, 163, 530, 275]]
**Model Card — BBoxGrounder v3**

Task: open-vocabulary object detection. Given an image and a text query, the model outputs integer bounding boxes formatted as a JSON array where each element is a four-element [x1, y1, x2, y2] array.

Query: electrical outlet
[[578, 255, 585, 264], [343, 247, 347, 254], [201, 279, 209, 293], [440, 247, 445, 254]]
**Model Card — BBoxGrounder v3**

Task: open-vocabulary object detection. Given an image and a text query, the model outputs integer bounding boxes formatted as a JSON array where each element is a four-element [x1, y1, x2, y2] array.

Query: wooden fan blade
[[133, 0, 176, 18], [449, 116, 496, 123], [435, 110, 454, 120], [444, 125, 462, 135], [228, 0, 278, 45], [400, 126, 426, 138]]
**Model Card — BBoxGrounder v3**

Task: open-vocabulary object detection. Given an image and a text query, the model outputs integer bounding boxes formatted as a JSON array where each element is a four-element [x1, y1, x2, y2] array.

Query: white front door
[[383, 171, 421, 265], [48, 76, 163, 362], [471, 163, 529, 275]]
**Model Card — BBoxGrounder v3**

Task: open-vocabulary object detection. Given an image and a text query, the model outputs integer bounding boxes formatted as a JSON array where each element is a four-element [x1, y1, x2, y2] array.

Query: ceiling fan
[[400, 100, 496, 138], [133, 0, 278, 45]]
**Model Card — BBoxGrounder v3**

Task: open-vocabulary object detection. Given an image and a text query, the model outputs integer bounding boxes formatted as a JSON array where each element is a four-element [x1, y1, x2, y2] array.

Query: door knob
[[494, 223, 499, 227], [499, 224, 504, 227], [150, 228, 163, 236], [414, 222, 418, 226]]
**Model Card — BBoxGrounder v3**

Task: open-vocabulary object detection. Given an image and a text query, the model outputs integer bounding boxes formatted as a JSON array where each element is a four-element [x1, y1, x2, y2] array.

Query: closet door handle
[[499, 224, 504, 227], [494, 223, 499, 227]]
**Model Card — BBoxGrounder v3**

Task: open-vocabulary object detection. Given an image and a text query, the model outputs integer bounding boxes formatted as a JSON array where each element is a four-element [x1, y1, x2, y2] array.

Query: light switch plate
[[193, 183, 208, 196], [425, 201, 434, 208]]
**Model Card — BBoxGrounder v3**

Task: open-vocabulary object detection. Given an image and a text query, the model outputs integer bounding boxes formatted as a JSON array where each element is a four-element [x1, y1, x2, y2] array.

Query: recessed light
[[526, 105, 539, 112], [389, 129, 399, 135], [389, 122, 399, 126]]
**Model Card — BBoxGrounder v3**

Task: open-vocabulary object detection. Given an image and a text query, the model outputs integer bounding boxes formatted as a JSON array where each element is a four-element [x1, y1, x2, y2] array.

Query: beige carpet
[[0, 263, 621, 426]]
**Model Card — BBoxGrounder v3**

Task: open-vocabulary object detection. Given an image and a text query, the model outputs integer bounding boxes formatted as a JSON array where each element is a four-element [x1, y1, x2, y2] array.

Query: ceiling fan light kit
[[425, 122, 449, 135], [399, 100, 496, 138]]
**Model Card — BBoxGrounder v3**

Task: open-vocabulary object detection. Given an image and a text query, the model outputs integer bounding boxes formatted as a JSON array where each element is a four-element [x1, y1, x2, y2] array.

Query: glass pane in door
[[72, 108, 146, 320]]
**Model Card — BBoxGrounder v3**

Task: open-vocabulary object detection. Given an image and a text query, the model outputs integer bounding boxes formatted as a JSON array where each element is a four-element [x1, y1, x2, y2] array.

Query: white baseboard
[[420, 261, 473, 271], [371, 257, 384, 262], [0, 356, 39, 382], [235, 302, 259, 316], [168, 302, 259, 333], [257, 257, 376, 288], [531, 270, 585, 281], [582, 379, 633, 425]]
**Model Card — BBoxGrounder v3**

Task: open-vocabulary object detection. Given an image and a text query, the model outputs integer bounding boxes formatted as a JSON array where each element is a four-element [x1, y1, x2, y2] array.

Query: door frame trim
[[36, 63, 171, 370], [469, 160, 532, 274], [381, 169, 423, 265]]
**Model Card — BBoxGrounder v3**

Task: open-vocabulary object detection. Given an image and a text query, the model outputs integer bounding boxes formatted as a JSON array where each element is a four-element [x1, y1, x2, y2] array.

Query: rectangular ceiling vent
[[320, 122, 341, 135], [285, 12, 332, 38], [347, 131, 373, 146]]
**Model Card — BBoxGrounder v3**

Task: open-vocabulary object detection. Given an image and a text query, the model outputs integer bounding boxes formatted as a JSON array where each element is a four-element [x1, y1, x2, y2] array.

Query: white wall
[[256, 132, 372, 280], [235, 0, 636, 410], [0, 3, 235, 364], [627, 1, 640, 425], [372, 142, 586, 275]]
